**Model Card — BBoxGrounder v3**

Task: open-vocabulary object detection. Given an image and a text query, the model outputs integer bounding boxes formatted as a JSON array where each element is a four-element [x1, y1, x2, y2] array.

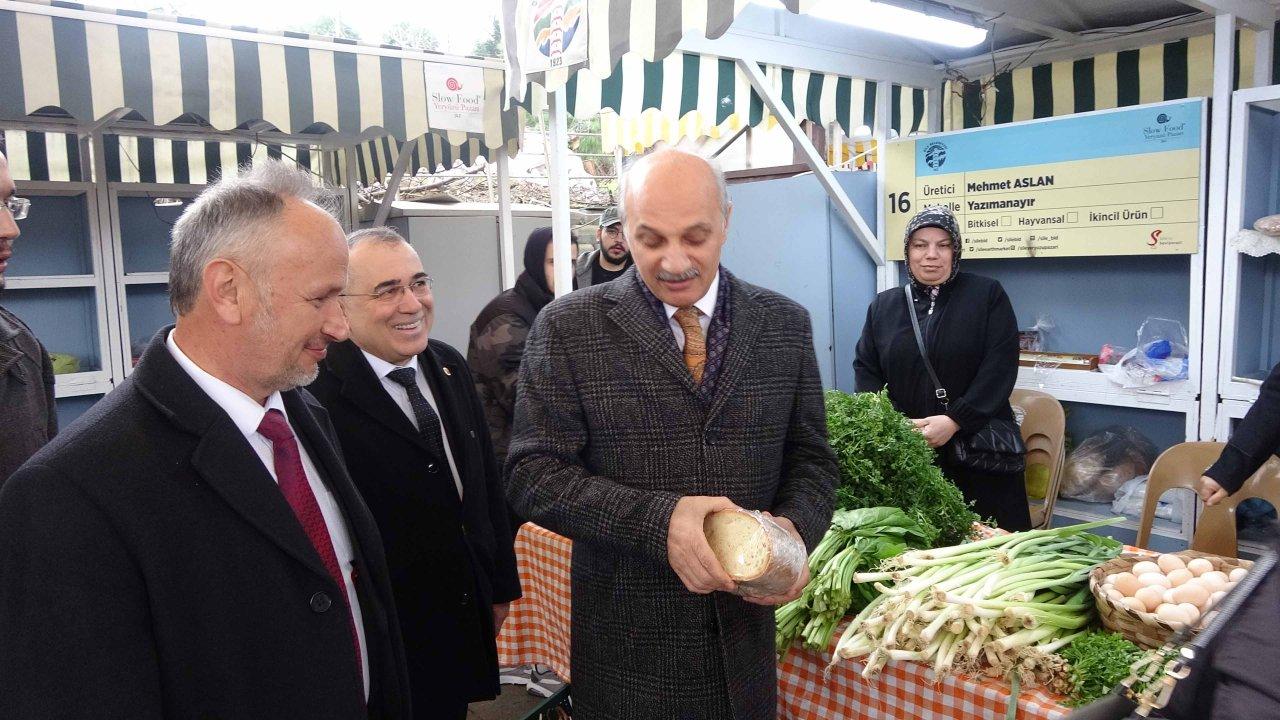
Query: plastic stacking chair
[[1136, 442, 1280, 557], [1011, 389, 1066, 529]]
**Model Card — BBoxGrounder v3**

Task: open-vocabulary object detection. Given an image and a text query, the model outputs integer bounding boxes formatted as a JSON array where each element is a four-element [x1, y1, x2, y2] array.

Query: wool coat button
[[460, 592, 471, 607], [426, 463, 437, 473], [310, 591, 333, 613]]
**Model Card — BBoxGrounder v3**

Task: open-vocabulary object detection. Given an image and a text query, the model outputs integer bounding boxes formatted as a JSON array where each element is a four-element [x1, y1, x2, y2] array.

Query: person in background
[[573, 205, 630, 289], [467, 226, 555, 468], [505, 149, 837, 720], [309, 227, 520, 720], [854, 206, 1031, 531], [1199, 361, 1280, 506], [0, 161, 410, 718], [0, 147, 57, 483]]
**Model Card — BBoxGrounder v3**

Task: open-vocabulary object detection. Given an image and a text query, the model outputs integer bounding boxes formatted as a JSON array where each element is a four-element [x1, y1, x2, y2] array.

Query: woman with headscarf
[[854, 207, 1031, 530], [468, 227, 556, 472]]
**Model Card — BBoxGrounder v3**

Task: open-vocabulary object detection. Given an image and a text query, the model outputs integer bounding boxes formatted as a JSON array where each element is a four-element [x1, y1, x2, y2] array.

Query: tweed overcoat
[[506, 268, 838, 720]]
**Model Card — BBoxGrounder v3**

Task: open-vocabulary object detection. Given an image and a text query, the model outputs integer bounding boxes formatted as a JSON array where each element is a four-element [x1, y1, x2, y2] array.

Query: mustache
[[656, 267, 700, 282]]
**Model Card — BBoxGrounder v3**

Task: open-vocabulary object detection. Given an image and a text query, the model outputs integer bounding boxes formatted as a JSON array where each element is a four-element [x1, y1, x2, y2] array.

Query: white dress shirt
[[166, 331, 369, 698], [662, 271, 720, 350], [361, 350, 464, 499]]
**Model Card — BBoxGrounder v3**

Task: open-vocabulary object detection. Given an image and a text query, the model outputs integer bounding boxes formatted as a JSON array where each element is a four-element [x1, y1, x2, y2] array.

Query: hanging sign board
[[885, 98, 1205, 259], [424, 64, 486, 134], [514, 0, 588, 73]]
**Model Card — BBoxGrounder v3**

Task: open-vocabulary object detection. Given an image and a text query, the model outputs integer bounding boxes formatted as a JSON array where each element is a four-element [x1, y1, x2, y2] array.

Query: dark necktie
[[386, 366, 448, 459], [256, 409, 363, 686]]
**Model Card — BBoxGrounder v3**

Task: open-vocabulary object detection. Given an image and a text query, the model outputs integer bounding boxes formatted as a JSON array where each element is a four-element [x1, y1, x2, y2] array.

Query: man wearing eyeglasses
[[573, 205, 630, 289], [308, 227, 520, 720], [0, 148, 57, 483]]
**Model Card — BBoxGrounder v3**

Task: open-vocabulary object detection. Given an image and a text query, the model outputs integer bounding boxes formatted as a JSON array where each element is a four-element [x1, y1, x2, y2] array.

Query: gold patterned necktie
[[673, 306, 706, 384]]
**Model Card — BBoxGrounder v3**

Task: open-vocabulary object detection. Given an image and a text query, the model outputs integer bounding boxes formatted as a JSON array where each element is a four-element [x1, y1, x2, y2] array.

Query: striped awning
[[102, 134, 331, 185], [942, 25, 1277, 130], [2, 128, 85, 181], [502, 0, 812, 102], [342, 134, 496, 188], [524, 50, 929, 155], [1, 0, 522, 159]]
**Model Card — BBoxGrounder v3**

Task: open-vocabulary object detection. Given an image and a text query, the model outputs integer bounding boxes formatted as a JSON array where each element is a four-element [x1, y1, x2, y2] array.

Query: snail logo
[[1149, 228, 1162, 247], [1156, 113, 1170, 124], [446, 77, 462, 92], [923, 141, 948, 170]]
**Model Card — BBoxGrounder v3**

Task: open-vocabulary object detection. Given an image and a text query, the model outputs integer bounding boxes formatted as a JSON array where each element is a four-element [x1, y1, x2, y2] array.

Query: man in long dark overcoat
[[506, 148, 838, 720]]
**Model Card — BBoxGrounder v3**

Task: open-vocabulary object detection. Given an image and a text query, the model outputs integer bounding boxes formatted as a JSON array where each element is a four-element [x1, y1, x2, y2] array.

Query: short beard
[[252, 297, 319, 393]]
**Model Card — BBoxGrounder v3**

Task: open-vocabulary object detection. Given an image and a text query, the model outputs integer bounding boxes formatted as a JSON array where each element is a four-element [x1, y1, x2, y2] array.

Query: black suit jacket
[[0, 329, 411, 719], [309, 339, 520, 709]]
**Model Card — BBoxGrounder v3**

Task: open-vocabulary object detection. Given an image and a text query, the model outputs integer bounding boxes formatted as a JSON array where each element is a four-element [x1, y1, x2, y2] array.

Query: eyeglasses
[[601, 226, 623, 238], [340, 276, 433, 303], [4, 197, 30, 221]]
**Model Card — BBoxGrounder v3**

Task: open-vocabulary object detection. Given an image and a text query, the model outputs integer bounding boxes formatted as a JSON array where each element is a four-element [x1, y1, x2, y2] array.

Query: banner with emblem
[[515, 0, 588, 75], [885, 98, 1205, 259]]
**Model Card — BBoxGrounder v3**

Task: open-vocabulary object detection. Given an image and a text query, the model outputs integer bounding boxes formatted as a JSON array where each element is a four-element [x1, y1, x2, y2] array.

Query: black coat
[[0, 329, 411, 719], [1206, 361, 1280, 494], [309, 339, 521, 710], [854, 272, 1030, 529]]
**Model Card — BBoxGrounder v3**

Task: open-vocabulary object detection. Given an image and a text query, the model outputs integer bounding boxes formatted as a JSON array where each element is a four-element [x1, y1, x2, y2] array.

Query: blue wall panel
[[7, 195, 92, 277], [725, 171, 879, 391], [125, 284, 175, 360], [904, 255, 1191, 357], [119, 196, 182, 274], [2, 287, 102, 371]]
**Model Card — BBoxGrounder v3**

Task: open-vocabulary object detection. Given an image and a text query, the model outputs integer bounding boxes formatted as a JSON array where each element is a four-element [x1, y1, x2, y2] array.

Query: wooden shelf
[[4, 275, 98, 289], [1016, 366, 1197, 412], [122, 272, 170, 285]]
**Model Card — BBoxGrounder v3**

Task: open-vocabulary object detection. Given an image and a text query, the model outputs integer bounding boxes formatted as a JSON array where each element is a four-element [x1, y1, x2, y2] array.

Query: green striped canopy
[[502, 0, 815, 102], [1, 0, 521, 162], [943, 25, 1278, 130], [521, 51, 929, 152]]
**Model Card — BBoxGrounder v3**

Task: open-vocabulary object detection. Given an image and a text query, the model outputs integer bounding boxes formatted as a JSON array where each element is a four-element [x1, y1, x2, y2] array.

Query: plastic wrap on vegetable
[[1061, 426, 1158, 503], [704, 508, 806, 598]]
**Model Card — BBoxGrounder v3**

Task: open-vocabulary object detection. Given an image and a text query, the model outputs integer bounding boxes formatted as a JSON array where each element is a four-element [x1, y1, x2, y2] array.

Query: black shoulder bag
[[903, 285, 1026, 476]]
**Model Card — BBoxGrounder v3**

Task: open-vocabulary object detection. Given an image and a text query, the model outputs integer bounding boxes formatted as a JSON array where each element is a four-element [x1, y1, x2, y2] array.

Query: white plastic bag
[[1098, 317, 1189, 389], [1110, 475, 1182, 522]]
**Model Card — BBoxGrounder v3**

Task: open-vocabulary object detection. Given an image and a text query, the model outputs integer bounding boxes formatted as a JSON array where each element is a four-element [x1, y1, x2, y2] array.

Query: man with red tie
[[0, 161, 411, 718]]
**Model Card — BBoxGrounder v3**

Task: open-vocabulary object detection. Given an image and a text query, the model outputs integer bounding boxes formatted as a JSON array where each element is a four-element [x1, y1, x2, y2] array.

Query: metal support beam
[[547, 89, 575, 297], [898, 0, 1085, 44], [873, 80, 896, 291], [736, 58, 884, 266], [1176, 0, 1275, 29], [1200, 13, 1237, 440], [496, 153, 517, 291], [372, 141, 416, 227], [342, 146, 360, 231]]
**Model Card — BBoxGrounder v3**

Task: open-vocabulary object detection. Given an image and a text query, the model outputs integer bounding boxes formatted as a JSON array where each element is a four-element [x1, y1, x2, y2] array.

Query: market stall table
[[497, 523, 1073, 719]]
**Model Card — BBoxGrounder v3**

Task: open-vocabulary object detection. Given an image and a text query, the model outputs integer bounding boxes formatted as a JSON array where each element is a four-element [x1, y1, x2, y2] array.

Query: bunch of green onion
[[829, 519, 1123, 684]]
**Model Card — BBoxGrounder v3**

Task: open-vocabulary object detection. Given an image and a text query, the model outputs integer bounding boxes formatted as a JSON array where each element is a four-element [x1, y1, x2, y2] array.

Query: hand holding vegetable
[[912, 415, 960, 448], [742, 513, 809, 607], [1197, 475, 1227, 506], [668, 495, 738, 594]]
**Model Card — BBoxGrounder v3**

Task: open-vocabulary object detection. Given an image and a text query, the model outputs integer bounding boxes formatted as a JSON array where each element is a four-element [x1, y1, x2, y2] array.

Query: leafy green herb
[[1059, 631, 1143, 707], [825, 389, 979, 546], [776, 507, 932, 656]]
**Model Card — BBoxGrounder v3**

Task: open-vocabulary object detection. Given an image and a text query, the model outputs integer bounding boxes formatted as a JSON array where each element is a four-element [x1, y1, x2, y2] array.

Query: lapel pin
[[443, 367, 452, 377]]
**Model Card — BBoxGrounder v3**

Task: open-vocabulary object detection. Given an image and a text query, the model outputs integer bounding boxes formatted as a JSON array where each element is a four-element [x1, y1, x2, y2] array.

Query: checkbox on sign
[[1067, 212, 1079, 223], [1150, 206, 1164, 219], [1000, 216, 1012, 226]]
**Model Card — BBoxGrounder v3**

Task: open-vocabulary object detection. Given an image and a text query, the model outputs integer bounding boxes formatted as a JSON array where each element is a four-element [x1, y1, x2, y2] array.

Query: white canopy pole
[[736, 58, 885, 266], [372, 142, 417, 227], [547, 89, 575, 297], [497, 153, 517, 291]]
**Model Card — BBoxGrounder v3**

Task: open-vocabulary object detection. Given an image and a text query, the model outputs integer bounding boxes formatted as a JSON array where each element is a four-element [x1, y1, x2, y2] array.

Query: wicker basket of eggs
[[1089, 550, 1252, 649]]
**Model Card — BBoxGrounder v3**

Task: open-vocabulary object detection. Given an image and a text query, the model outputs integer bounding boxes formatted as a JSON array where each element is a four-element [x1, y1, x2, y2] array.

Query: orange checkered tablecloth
[[497, 523, 1072, 720]]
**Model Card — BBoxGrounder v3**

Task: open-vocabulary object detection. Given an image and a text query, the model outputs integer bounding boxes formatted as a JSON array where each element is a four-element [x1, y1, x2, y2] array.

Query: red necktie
[[257, 408, 363, 688]]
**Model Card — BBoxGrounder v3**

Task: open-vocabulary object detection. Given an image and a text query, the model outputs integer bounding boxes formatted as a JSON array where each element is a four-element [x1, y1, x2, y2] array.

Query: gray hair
[[168, 161, 340, 315], [616, 148, 731, 225], [347, 225, 409, 248]]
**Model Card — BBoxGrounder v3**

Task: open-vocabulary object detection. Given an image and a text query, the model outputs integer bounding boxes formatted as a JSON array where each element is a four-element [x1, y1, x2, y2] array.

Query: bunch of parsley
[[825, 389, 979, 547], [1060, 631, 1144, 706]]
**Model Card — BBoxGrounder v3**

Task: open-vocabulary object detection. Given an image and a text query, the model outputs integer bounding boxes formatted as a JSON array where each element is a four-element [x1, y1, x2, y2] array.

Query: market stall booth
[[0, 0, 523, 426]]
